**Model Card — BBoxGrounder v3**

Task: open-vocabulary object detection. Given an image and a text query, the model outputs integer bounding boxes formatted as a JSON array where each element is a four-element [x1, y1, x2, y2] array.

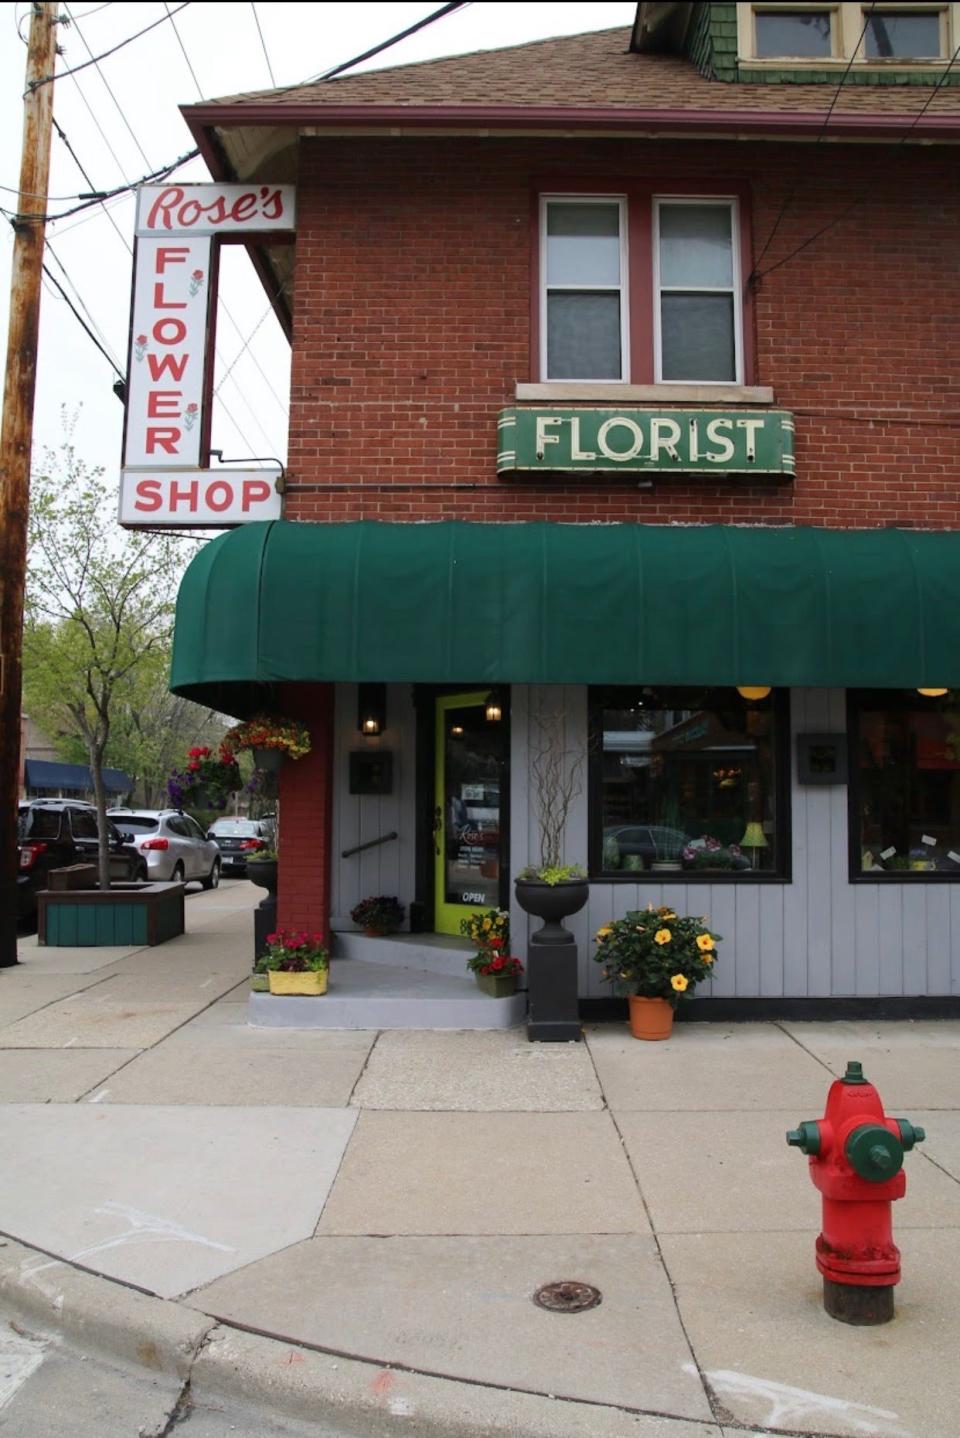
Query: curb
[[0, 1236, 718, 1438]]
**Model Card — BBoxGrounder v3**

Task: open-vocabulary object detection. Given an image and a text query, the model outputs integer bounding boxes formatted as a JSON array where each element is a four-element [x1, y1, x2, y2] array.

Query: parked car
[[206, 817, 273, 875], [17, 800, 146, 921], [107, 808, 222, 888]]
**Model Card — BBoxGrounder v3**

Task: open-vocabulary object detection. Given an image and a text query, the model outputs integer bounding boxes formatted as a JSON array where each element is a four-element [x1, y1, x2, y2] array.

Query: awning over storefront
[[23, 760, 132, 794], [170, 521, 960, 714]]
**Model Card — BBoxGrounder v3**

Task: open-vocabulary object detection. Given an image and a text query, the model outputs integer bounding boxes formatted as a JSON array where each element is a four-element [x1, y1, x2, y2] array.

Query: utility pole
[[0, 2, 59, 967]]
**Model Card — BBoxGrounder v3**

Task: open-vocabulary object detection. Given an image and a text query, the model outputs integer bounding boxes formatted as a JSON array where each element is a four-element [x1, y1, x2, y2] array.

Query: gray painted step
[[333, 931, 474, 978], [248, 958, 526, 1031]]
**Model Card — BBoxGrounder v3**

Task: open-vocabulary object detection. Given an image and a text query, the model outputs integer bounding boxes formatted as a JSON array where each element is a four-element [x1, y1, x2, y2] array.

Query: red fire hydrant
[[786, 1060, 925, 1325]]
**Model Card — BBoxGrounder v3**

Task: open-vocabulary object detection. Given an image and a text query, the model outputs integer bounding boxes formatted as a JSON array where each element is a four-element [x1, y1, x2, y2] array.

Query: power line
[[63, 4, 152, 170], [38, 256, 125, 380], [163, 0, 204, 100], [751, 2, 877, 276], [29, 3, 191, 91], [754, 39, 960, 283], [45, 236, 124, 371], [250, 2, 276, 88]]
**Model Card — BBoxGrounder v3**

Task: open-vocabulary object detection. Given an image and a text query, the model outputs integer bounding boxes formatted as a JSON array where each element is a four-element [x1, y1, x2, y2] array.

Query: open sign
[[119, 469, 282, 528]]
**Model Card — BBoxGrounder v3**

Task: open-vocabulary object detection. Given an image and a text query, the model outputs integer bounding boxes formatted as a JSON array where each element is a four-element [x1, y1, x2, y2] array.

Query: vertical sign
[[120, 183, 296, 528], [123, 237, 212, 468]]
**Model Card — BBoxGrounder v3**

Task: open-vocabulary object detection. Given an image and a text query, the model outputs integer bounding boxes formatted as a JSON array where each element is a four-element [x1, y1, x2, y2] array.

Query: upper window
[[539, 193, 744, 386], [849, 690, 960, 879], [755, 9, 835, 57], [589, 687, 788, 880], [741, 4, 954, 63]]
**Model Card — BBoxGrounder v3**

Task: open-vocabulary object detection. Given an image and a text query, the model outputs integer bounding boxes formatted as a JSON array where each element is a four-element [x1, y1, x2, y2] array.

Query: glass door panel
[[434, 692, 506, 935]]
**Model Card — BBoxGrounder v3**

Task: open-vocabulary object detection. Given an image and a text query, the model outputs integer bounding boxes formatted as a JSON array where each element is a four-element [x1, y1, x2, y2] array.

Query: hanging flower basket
[[167, 745, 242, 812], [222, 714, 312, 771]]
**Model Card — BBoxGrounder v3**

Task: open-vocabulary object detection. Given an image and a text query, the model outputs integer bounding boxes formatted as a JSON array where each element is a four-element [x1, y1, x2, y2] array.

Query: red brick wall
[[286, 134, 959, 528], [276, 682, 334, 938]]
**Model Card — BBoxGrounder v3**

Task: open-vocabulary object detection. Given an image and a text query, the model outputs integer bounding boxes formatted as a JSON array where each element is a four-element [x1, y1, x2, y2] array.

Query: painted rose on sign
[[188, 269, 205, 297]]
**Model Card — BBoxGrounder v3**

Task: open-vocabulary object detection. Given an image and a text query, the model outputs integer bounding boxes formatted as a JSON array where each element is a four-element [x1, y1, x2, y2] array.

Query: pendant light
[[736, 686, 772, 701]]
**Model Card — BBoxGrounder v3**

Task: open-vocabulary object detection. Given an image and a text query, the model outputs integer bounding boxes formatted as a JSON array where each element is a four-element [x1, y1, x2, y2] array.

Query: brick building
[[170, 3, 960, 1011]]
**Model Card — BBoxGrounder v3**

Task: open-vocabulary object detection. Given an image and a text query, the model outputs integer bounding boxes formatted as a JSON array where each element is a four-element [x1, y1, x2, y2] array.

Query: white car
[[107, 809, 222, 888]]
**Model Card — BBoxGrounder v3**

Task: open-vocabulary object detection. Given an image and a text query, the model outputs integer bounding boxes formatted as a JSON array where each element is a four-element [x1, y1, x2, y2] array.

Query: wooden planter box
[[37, 881, 185, 947]]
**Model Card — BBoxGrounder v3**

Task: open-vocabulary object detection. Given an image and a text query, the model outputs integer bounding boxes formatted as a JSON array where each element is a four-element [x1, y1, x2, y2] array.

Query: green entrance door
[[434, 692, 507, 935]]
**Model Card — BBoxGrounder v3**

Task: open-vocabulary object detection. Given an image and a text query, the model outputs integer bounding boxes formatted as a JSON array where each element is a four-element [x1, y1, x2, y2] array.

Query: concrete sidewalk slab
[[0, 1048, 136, 1102], [12, 939, 145, 974], [190, 1232, 713, 1421], [663, 1228, 960, 1438], [0, 973, 112, 1028], [913, 1111, 960, 1182], [0, 1104, 358, 1297], [316, 1110, 648, 1236], [0, 995, 208, 1049], [616, 1109, 959, 1234], [585, 1022, 832, 1111], [780, 1020, 960, 1109], [350, 1029, 604, 1111], [99, 1031, 373, 1106]]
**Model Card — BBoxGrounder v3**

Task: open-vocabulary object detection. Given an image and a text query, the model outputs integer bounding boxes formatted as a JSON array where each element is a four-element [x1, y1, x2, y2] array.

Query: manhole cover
[[532, 1281, 602, 1313]]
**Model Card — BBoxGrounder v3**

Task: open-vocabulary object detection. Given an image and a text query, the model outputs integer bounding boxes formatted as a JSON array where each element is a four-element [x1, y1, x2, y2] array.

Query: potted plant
[[262, 928, 329, 995], [459, 907, 509, 951], [246, 846, 279, 896], [350, 895, 404, 936], [593, 905, 721, 1040], [167, 744, 242, 812], [514, 698, 588, 932], [467, 949, 524, 997], [222, 714, 312, 773]]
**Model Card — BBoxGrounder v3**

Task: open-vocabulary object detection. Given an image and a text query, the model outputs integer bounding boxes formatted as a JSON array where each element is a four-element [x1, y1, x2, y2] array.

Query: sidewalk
[[1, 882, 958, 1437]]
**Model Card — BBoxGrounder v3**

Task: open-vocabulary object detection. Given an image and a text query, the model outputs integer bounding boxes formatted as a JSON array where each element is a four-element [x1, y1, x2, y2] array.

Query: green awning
[[170, 520, 960, 714]]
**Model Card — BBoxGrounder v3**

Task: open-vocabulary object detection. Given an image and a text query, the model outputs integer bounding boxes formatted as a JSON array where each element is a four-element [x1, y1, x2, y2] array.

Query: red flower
[[492, 957, 505, 970], [488, 936, 504, 950], [187, 762, 200, 771], [186, 402, 198, 414], [192, 269, 204, 281]]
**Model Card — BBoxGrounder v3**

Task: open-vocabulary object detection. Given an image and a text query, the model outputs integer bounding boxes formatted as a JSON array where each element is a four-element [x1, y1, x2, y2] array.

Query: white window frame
[[738, 2, 956, 64], [540, 195, 629, 384], [652, 196, 744, 387]]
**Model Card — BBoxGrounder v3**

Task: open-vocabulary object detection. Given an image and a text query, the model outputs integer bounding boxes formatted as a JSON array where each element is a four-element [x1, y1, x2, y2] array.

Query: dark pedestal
[[526, 934, 581, 1042], [254, 895, 278, 962]]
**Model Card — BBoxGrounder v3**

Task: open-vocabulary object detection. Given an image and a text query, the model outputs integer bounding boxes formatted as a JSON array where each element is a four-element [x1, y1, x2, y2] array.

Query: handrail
[[341, 830, 398, 859]]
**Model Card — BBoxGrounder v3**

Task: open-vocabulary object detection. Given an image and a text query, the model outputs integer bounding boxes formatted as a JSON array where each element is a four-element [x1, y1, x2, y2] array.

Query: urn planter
[[514, 878, 589, 941], [516, 878, 587, 1044]]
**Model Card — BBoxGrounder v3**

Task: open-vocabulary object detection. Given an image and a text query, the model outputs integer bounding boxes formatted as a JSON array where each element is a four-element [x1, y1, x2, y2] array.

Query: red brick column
[[277, 682, 334, 941]]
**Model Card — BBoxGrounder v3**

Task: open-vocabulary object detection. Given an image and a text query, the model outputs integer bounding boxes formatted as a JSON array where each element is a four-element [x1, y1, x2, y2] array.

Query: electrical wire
[[163, 0, 204, 100], [63, 4, 152, 170], [754, 39, 960, 283], [751, 2, 877, 276], [45, 236, 125, 371], [250, 1, 276, 88], [39, 258, 126, 380], [28, 2, 191, 91]]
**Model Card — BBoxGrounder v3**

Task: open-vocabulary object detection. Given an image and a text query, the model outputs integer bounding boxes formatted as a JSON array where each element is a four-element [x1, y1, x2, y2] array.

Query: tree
[[23, 436, 195, 887]]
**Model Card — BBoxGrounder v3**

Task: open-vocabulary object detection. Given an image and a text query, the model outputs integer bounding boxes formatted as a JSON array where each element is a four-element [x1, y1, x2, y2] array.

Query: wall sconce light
[[917, 688, 948, 698], [357, 682, 386, 735], [485, 688, 503, 723], [736, 686, 772, 701]]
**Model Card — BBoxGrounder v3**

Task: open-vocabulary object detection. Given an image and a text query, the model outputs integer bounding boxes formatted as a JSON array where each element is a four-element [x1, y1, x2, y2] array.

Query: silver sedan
[[107, 808, 222, 887]]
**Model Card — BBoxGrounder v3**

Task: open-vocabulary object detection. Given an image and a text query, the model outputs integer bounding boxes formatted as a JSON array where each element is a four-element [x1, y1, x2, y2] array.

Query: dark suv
[[17, 800, 146, 920]]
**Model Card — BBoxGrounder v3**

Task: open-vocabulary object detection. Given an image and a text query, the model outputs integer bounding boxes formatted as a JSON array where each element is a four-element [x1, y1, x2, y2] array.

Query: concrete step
[[333, 930, 475, 978], [248, 958, 526, 1030]]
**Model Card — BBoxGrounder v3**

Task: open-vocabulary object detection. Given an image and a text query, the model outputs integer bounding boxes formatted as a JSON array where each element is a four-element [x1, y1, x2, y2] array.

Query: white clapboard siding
[[330, 684, 416, 930], [509, 684, 960, 999]]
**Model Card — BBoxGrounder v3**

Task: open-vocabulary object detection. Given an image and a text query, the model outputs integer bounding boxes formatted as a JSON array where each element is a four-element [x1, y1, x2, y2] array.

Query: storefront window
[[850, 691, 960, 879], [589, 687, 786, 879]]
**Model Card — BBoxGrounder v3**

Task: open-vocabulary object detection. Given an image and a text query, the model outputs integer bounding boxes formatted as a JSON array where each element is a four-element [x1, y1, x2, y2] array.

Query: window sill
[[516, 382, 775, 405], [590, 872, 789, 884]]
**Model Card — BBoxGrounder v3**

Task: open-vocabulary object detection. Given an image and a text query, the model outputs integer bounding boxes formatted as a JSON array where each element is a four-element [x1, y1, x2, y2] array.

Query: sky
[[1, 1, 636, 483]]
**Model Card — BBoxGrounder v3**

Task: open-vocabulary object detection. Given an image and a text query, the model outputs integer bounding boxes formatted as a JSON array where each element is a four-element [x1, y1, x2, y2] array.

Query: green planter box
[[38, 881, 185, 947], [475, 973, 518, 998]]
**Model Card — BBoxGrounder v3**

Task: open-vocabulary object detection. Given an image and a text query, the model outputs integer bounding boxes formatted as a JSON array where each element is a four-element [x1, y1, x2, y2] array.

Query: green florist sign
[[497, 408, 794, 478]]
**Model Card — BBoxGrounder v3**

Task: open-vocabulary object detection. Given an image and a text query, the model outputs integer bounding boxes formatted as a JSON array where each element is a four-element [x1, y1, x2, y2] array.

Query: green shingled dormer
[[631, 1, 960, 85]]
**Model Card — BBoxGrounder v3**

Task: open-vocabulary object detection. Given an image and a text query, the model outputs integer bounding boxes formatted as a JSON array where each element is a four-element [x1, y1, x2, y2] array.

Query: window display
[[851, 692, 960, 878], [590, 687, 785, 879]]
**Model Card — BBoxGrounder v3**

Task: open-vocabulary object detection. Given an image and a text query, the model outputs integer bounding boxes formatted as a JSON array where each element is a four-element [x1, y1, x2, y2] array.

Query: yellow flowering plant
[[592, 906, 720, 1004]]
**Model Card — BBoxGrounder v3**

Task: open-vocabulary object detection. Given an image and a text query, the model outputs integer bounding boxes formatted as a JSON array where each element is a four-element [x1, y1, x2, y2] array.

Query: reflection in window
[[864, 11, 942, 59], [591, 688, 782, 877], [853, 693, 960, 876], [755, 10, 833, 58]]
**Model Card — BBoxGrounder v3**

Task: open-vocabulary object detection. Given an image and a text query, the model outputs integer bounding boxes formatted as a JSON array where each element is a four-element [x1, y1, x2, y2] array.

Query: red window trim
[[530, 178, 755, 386]]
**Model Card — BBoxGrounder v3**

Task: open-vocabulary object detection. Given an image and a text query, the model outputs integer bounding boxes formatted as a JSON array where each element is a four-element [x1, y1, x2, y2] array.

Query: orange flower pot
[[628, 996, 674, 1041]]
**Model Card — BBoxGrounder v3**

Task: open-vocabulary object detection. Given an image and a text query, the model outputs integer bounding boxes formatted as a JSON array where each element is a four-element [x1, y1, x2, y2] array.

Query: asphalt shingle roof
[[200, 25, 960, 118]]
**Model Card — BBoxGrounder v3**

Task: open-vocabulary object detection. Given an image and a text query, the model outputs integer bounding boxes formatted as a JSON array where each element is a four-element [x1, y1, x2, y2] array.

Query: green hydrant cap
[[786, 1120, 821, 1155], [841, 1060, 868, 1085], [846, 1124, 904, 1182], [897, 1119, 926, 1150]]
